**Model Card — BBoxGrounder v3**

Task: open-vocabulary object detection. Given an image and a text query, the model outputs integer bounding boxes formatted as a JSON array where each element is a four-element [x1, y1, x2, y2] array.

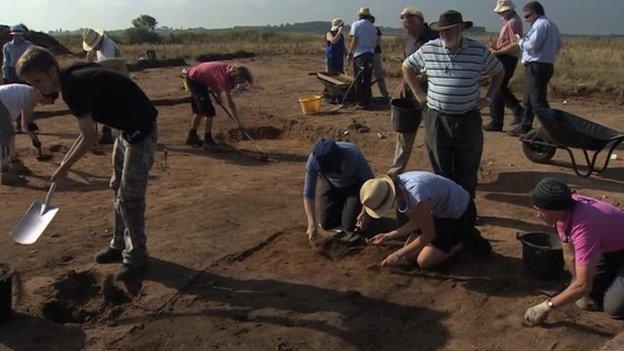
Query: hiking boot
[[10, 159, 31, 175], [482, 123, 503, 132], [203, 137, 221, 152], [1, 171, 22, 186], [115, 263, 145, 281], [507, 124, 526, 137], [99, 127, 115, 145], [186, 131, 203, 147], [94, 248, 123, 264]]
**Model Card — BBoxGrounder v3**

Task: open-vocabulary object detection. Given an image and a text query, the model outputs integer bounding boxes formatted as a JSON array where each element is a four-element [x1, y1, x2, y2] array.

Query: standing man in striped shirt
[[402, 10, 504, 197]]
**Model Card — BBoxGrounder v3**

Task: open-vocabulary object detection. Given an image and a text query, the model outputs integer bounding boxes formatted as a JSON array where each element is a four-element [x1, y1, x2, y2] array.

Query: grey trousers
[[109, 126, 157, 267], [424, 108, 483, 198], [590, 250, 624, 319], [389, 131, 417, 174]]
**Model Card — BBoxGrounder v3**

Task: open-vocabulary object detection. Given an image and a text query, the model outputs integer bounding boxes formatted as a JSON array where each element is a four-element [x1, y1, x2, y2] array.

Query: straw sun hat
[[360, 175, 397, 219], [82, 28, 105, 51]]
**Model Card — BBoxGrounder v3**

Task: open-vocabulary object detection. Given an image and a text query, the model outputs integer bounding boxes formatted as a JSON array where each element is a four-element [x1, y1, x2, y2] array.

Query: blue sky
[[5, 0, 624, 35]]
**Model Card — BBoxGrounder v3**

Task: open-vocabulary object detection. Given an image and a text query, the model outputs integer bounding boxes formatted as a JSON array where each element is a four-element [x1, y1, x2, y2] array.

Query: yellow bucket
[[298, 95, 323, 115]]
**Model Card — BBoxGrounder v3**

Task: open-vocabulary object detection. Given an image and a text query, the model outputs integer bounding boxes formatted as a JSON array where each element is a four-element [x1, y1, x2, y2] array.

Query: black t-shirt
[[60, 62, 157, 138], [375, 27, 382, 54]]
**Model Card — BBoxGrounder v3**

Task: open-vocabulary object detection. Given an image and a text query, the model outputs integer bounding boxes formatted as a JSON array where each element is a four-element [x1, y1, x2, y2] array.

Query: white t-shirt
[[96, 37, 119, 62], [0, 84, 36, 121]]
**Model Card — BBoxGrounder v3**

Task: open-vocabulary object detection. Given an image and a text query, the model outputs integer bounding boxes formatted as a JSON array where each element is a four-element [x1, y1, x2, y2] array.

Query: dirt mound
[[38, 270, 130, 324], [221, 126, 283, 142], [196, 51, 256, 63]]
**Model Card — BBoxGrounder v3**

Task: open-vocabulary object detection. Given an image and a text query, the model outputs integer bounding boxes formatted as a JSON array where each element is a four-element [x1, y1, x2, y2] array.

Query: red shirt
[[496, 14, 523, 57], [187, 62, 235, 92]]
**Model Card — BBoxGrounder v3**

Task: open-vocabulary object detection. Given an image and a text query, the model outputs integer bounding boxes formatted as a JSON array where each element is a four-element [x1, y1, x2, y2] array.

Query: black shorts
[[431, 200, 477, 253], [186, 76, 216, 117]]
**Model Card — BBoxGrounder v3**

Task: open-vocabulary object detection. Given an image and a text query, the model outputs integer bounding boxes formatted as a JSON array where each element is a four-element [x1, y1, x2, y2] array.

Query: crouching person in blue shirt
[[359, 171, 490, 269], [303, 139, 374, 244]]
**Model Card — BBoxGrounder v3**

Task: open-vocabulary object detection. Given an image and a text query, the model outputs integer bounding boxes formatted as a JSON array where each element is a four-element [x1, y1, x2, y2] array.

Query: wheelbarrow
[[521, 109, 624, 177]]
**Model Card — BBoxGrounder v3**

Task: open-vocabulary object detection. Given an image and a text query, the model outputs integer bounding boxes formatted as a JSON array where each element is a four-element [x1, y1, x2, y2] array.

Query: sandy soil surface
[[1, 55, 623, 350]]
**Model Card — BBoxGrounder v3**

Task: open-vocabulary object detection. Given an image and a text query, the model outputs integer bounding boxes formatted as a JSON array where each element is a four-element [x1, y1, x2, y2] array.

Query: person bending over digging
[[183, 61, 253, 151], [524, 178, 624, 325], [303, 139, 374, 244], [0, 83, 51, 185], [359, 171, 490, 269], [17, 46, 158, 281]]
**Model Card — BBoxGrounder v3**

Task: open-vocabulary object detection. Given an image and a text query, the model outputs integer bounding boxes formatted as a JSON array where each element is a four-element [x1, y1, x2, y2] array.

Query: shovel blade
[[10, 201, 59, 245]]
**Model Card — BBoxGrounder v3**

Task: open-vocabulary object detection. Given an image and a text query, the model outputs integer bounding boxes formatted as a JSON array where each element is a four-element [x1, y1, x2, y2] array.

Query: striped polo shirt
[[405, 37, 503, 114]]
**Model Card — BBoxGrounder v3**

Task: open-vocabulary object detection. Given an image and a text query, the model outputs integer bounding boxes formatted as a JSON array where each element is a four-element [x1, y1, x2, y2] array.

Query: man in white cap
[[83, 28, 121, 144], [3, 24, 33, 133], [484, 0, 524, 132], [347, 7, 377, 109], [388, 7, 438, 175]]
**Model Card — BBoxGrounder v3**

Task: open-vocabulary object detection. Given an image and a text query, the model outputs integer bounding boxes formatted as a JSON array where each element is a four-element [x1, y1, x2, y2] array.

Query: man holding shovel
[[17, 46, 158, 281], [0, 83, 51, 185], [183, 61, 253, 151]]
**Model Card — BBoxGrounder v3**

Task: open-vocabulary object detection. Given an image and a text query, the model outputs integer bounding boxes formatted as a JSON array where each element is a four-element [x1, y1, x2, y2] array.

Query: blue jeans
[[109, 126, 157, 267]]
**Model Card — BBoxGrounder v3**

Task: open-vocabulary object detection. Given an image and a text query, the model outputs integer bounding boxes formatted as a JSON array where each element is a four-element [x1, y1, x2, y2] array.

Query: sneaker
[[482, 123, 503, 132], [94, 248, 123, 264], [99, 127, 115, 145], [115, 264, 145, 281], [1, 171, 22, 186], [186, 131, 203, 147]]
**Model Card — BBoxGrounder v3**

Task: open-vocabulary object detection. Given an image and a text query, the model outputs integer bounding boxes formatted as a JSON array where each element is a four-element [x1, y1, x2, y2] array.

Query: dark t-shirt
[[60, 62, 157, 140]]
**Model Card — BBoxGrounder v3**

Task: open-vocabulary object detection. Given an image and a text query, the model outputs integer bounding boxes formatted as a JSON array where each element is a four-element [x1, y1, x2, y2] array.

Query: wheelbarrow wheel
[[522, 130, 556, 163]]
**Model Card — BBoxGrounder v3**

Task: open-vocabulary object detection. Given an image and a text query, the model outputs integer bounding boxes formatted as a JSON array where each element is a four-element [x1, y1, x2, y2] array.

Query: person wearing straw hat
[[304, 139, 374, 244], [483, 0, 524, 132], [17, 46, 159, 281], [325, 18, 346, 74], [347, 7, 377, 109], [402, 10, 504, 198], [358, 171, 489, 269], [83, 28, 121, 145], [388, 7, 438, 175], [3, 24, 33, 133], [524, 178, 624, 325]]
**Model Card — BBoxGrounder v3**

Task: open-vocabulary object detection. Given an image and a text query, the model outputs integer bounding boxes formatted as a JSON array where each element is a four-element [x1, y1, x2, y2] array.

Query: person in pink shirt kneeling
[[183, 61, 253, 151], [524, 178, 624, 325]]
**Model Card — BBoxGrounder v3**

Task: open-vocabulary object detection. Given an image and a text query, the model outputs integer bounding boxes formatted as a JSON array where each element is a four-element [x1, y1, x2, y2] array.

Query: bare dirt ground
[[1, 55, 623, 350]]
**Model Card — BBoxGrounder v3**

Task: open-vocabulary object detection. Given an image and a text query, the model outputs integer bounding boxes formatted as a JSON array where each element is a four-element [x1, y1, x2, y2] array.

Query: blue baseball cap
[[313, 139, 343, 173]]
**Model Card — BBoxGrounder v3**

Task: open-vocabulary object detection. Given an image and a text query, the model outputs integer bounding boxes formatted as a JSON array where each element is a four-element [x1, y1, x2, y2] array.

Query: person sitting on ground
[[325, 18, 346, 74], [304, 138, 374, 243], [82, 28, 122, 145], [183, 61, 253, 151], [17, 46, 159, 281], [524, 178, 624, 325], [359, 171, 490, 269], [0, 83, 50, 185]]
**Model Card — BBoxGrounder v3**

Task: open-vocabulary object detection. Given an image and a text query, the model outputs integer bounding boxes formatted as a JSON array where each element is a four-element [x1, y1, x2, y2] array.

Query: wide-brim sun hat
[[10, 24, 26, 35], [82, 28, 105, 51], [331, 18, 344, 31], [430, 10, 473, 31], [494, 0, 515, 13], [358, 7, 373, 18], [360, 175, 396, 219]]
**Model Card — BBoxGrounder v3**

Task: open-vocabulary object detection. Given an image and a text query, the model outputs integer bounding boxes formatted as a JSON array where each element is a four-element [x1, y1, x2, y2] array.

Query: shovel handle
[[44, 182, 57, 206]]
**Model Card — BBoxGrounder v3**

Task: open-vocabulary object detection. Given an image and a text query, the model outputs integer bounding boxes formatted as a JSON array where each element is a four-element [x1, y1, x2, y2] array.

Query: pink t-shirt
[[496, 14, 523, 57], [556, 195, 624, 266], [187, 62, 235, 92]]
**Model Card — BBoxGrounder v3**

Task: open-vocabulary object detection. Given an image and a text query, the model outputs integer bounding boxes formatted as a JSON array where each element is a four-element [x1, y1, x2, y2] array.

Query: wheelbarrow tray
[[310, 72, 357, 105], [535, 109, 623, 150]]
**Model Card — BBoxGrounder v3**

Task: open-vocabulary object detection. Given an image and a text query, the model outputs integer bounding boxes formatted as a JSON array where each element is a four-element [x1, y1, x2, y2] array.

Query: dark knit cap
[[313, 138, 343, 173], [532, 177, 574, 211]]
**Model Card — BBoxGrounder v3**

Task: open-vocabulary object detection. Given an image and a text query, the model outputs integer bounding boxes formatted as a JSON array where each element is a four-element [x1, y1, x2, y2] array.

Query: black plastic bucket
[[517, 232, 564, 280], [391, 98, 422, 133], [0, 265, 13, 323]]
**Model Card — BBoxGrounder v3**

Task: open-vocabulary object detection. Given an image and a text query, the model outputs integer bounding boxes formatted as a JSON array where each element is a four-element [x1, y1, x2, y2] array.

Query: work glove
[[524, 300, 552, 325]]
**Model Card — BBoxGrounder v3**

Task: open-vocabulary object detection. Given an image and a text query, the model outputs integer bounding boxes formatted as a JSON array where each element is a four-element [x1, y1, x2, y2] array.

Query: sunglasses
[[524, 13, 532, 20], [400, 14, 416, 19]]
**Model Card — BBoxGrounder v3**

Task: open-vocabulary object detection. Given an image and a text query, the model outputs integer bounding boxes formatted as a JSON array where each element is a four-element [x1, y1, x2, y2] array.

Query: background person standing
[[347, 7, 377, 109], [484, 0, 524, 132], [2, 24, 32, 133], [509, 1, 562, 136]]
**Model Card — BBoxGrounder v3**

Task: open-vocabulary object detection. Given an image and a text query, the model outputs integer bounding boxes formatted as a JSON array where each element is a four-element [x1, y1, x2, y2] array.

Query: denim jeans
[[109, 125, 157, 267]]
